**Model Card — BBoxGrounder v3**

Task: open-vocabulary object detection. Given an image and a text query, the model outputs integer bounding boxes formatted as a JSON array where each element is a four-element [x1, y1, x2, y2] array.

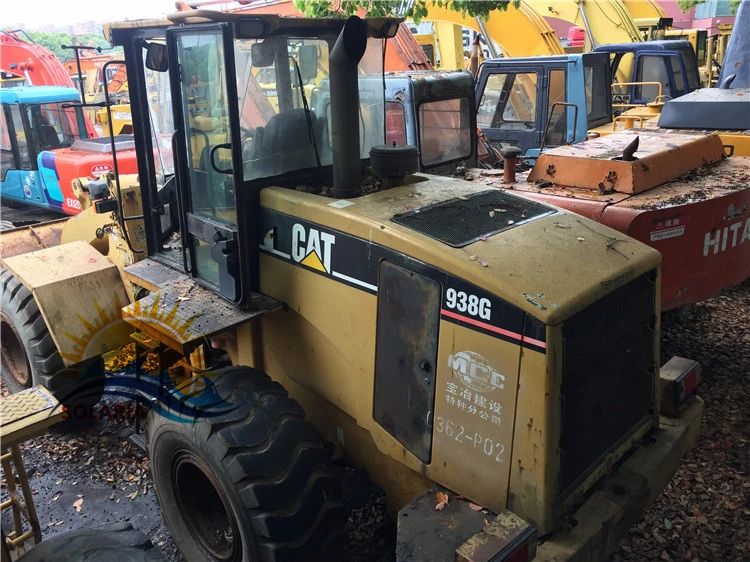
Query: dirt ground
[[1, 280, 748, 561]]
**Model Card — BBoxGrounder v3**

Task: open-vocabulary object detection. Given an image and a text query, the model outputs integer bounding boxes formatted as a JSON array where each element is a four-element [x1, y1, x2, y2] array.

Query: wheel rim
[[172, 451, 241, 561], [1, 312, 31, 389]]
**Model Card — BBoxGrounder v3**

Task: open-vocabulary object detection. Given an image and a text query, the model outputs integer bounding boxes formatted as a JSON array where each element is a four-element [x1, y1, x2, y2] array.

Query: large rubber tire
[[147, 365, 345, 562], [0, 269, 104, 406]]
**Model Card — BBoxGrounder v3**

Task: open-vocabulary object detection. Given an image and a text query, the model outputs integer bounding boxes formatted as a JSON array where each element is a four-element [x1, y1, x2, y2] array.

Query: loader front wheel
[[147, 366, 345, 562], [0, 269, 104, 406]]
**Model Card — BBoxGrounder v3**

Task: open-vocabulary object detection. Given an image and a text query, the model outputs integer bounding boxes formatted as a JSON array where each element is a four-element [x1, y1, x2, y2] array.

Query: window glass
[[546, 69, 567, 147], [636, 55, 669, 102], [584, 63, 610, 125], [237, 37, 385, 181], [502, 73, 537, 124], [385, 101, 406, 146], [26, 102, 89, 151], [10, 106, 30, 168], [0, 108, 16, 175], [477, 73, 506, 128], [477, 72, 537, 130], [418, 97, 471, 167], [696, 31, 707, 65], [670, 55, 685, 92], [421, 44, 435, 66], [679, 46, 700, 90]]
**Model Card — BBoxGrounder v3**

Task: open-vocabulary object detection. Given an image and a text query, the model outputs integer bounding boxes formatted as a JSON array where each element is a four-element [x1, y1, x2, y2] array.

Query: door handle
[[209, 143, 233, 174]]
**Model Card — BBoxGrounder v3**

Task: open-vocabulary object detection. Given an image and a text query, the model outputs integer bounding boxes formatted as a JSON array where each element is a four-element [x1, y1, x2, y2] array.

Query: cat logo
[[291, 223, 335, 274]]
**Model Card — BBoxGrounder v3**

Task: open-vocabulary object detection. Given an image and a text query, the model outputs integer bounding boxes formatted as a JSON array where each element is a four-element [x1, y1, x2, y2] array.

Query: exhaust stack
[[330, 16, 367, 199]]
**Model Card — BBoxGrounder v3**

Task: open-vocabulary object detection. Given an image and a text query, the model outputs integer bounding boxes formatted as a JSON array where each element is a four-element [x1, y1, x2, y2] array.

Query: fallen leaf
[[73, 498, 83, 512], [469, 502, 484, 511], [436, 491, 449, 505], [435, 500, 447, 511], [54, 520, 64, 526], [493, 208, 506, 213], [129, 490, 139, 501], [128, 474, 135, 481], [52, 493, 61, 502], [489, 210, 495, 217]]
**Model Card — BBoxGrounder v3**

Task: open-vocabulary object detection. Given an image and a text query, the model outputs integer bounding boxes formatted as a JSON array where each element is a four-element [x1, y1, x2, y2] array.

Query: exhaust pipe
[[330, 16, 368, 199]]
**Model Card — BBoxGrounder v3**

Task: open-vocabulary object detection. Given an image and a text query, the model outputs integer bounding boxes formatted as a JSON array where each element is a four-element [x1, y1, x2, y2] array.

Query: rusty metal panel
[[528, 130, 726, 194], [374, 261, 440, 463]]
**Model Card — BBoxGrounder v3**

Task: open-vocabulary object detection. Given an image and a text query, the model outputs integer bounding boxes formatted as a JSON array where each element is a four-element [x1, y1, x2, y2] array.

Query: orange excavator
[[0, 30, 74, 88]]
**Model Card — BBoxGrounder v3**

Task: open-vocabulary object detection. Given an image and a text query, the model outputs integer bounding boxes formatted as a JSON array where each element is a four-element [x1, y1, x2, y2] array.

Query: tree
[[11, 30, 119, 62], [293, 0, 521, 24], [677, 0, 741, 14]]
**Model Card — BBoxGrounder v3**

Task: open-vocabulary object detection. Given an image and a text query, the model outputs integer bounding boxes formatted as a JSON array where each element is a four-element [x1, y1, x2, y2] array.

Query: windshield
[[148, 34, 386, 186], [26, 102, 90, 151], [234, 36, 385, 181]]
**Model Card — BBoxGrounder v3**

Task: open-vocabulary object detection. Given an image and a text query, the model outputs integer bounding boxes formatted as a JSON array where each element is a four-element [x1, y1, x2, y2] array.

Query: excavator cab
[[0, 86, 92, 211], [476, 52, 611, 159]]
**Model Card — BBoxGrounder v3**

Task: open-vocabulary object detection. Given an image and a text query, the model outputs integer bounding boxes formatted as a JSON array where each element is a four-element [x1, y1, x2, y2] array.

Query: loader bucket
[[0, 219, 68, 260]]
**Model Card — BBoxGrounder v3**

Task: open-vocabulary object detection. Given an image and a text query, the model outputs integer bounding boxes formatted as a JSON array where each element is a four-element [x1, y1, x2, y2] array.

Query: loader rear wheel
[[0, 269, 104, 407], [147, 365, 345, 562]]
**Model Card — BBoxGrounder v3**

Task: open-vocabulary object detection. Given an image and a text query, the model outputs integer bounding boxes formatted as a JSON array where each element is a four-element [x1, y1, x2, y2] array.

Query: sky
[[3, 0, 196, 28]]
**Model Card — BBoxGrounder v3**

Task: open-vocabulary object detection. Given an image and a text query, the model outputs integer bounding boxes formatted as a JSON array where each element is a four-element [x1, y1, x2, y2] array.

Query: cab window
[[477, 72, 538, 131], [0, 107, 16, 177], [385, 101, 407, 146], [26, 102, 89, 151], [418, 97, 471, 167], [636, 56, 670, 102], [9, 106, 30, 168]]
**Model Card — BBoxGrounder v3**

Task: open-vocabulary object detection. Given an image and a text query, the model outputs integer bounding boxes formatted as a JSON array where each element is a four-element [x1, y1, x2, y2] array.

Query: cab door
[[475, 64, 545, 156], [167, 23, 249, 303]]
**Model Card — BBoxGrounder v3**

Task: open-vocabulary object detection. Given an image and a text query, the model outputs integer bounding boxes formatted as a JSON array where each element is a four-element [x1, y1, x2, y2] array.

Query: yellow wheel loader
[[0, 12, 703, 561]]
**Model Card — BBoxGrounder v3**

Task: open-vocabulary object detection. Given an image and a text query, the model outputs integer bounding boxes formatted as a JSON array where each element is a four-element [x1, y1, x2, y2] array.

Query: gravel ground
[[1, 280, 748, 561]]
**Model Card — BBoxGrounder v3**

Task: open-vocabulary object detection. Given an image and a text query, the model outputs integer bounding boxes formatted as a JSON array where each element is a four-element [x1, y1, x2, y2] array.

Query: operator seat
[[244, 108, 326, 180], [38, 124, 61, 151]]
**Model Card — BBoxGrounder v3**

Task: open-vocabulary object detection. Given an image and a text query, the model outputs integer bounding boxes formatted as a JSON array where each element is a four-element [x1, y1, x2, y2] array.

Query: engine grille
[[559, 271, 657, 497], [391, 190, 554, 247]]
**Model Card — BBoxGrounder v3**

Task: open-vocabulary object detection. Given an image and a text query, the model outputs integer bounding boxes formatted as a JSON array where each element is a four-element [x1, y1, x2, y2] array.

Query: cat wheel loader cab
[[0, 86, 139, 215], [34, 11, 702, 562]]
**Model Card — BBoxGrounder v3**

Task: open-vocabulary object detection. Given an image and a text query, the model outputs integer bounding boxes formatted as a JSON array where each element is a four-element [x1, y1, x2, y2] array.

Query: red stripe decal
[[440, 309, 547, 349]]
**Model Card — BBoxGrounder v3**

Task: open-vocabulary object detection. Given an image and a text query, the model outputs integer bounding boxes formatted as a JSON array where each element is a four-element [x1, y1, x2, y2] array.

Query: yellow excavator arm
[[419, 1, 564, 58]]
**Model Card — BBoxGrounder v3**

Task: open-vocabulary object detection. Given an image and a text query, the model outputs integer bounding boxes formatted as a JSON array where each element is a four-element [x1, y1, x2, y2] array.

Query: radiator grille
[[559, 271, 657, 496], [391, 190, 554, 247]]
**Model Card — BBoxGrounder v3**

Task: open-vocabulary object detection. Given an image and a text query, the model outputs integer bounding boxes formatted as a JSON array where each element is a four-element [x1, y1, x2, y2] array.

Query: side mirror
[[251, 41, 274, 68], [298, 45, 319, 82], [145, 43, 168, 72]]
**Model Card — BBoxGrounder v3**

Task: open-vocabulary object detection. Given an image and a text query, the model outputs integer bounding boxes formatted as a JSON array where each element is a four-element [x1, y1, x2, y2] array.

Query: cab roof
[[105, 11, 402, 42], [593, 40, 693, 53], [0, 86, 81, 105]]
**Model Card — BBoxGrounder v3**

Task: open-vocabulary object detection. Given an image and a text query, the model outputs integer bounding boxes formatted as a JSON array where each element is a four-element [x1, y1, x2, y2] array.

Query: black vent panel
[[559, 272, 657, 497], [391, 190, 554, 247]]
